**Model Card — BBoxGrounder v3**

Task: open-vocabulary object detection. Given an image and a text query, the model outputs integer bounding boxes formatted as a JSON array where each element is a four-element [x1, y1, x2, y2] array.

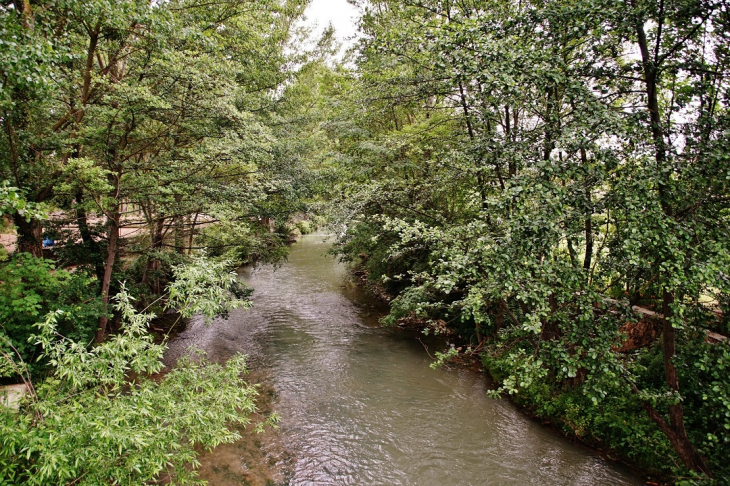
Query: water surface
[[166, 235, 641, 485]]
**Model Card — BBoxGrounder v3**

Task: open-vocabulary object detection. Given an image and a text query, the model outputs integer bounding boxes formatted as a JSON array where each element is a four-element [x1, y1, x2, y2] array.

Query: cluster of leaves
[[195, 220, 290, 268], [166, 256, 252, 323], [0, 182, 45, 223], [0, 253, 103, 375]]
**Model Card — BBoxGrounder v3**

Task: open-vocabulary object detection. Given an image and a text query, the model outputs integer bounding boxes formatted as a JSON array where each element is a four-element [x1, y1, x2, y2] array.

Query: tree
[[1, 0, 312, 342], [330, 0, 730, 480]]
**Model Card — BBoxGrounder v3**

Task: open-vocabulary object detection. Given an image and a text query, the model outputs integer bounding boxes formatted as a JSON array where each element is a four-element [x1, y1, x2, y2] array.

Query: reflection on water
[[165, 235, 641, 486]]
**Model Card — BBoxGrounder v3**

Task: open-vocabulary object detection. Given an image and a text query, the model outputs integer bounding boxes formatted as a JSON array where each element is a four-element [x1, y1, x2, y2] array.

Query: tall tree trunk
[[543, 85, 557, 162], [188, 212, 199, 254], [13, 0, 34, 29], [96, 211, 120, 343], [174, 216, 184, 254], [496, 300, 504, 334], [634, 20, 709, 475], [76, 190, 104, 280], [640, 292, 712, 476], [13, 214, 43, 257], [583, 215, 593, 271], [145, 218, 165, 295], [457, 80, 493, 209], [636, 19, 672, 215], [581, 149, 593, 272]]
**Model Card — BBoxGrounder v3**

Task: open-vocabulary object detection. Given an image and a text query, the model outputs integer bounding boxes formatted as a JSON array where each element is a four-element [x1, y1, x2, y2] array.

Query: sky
[[303, 0, 361, 53]]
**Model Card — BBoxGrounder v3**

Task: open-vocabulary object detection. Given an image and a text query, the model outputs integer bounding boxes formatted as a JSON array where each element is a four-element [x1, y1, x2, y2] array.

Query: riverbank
[[345, 263, 665, 485], [192, 371, 292, 486]]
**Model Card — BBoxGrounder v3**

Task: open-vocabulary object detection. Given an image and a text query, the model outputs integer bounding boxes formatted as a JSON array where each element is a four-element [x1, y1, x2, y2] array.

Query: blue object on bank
[[43, 238, 55, 247]]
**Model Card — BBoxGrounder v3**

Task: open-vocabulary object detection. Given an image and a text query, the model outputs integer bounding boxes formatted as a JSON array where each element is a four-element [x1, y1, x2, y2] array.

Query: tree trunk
[[144, 218, 165, 295], [496, 300, 504, 334], [638, 293, 712, 476], [76, 191, 105, 280], [635, 19, 672, 215], [650, 291, 713, 475], [581, 149, 593, 271], [13, 214, 43, 257], [583, 216, 593, 271], [174, 216, 184, 254], [188, 213, 199, 254], [96, 212, 119, 343], [633, 19, 710, 476]]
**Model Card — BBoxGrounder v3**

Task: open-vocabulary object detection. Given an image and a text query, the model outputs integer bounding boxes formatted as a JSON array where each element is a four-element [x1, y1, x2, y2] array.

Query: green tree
[[331, 0, 730, 480], [1, 0, 314, 342]]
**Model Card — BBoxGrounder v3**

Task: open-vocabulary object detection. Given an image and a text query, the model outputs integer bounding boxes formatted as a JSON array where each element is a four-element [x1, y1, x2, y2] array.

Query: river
[[165, 234, 642, 485]]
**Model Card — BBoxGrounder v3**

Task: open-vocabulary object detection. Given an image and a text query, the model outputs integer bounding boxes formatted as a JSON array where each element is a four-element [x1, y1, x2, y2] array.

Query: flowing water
[[166, 235, 642, 486]]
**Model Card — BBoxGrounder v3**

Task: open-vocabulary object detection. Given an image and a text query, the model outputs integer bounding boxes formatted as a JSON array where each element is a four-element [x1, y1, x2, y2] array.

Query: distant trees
[[330, 0, 730, 481]]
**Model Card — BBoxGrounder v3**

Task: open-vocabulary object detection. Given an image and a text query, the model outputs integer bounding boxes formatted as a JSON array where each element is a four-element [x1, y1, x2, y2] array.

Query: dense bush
[[0, 256, 266, 485], [0, 254, 103, 374]]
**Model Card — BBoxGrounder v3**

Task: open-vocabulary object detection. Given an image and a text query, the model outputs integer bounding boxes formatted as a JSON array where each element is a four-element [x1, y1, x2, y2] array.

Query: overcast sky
[[303, 0, 361, 52]]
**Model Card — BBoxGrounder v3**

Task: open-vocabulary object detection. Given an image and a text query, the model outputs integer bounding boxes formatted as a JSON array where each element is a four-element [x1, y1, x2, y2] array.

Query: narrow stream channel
[[165, 234, 642, 485]]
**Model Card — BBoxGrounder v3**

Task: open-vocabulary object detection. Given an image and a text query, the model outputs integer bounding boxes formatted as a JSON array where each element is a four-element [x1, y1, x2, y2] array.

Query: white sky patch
[[303, 0, 361, 57]]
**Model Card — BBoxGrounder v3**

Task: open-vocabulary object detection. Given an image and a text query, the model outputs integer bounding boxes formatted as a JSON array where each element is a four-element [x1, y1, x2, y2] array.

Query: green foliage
[[679, 339, 730, 484], [0, 7, 56, 113], [166, 256, 252, 323], [429, 346, 459, 370], [0, 182, 46, 222], [0, 254, 103, 373], [196, 221, 290, 267], [1, 0, 319, 321], [329, 0, 730, 480], [484, 348, 676, 473], [379, 286, 431, 327], [294, 220, 314, 235], [0, 291, 268, 485], [332, 220, 432, 295], [0, 253, 269, 485], [0, 2, 337, 485]]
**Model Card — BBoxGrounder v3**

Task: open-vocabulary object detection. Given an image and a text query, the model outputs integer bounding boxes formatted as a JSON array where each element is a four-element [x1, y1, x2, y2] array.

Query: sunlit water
[[166, 235, 641, 485]]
